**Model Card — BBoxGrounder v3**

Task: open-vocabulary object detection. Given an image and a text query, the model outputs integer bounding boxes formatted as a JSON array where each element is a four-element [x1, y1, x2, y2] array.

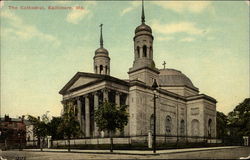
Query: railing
[[1, 135, 243, 150]]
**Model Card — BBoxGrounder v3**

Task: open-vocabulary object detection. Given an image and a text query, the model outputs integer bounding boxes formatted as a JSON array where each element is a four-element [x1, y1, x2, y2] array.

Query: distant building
[[59, 1, 217, 141], [0, 115, 26, 147], [25, 120, 37, 142]]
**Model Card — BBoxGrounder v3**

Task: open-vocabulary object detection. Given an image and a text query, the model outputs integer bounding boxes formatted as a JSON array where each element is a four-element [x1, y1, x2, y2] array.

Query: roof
[[95, 47, 109, 55], [59, 72, 129, 95], [159, 68, 199, 92], [0, 117, 24, 122], [135, 23, 152, 34]]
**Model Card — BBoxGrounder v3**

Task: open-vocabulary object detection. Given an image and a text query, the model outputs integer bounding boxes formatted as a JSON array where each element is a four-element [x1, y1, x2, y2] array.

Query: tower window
[[143, 45, 147, 57], [137, 46, 140, 58], [100, 65, 103, 74]]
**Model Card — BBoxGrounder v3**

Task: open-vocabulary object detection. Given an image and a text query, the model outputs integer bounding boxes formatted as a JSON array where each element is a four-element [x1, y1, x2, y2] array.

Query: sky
[[0, 1, 249, 118]]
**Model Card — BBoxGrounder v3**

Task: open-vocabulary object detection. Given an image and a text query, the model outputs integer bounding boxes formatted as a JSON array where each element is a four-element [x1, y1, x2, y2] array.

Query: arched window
[[143, 45, 147, 57], [180, 120, 185, 136], [150, 114, 154, 132], [165, 116, 172, 135], [208, 119, 212, 138], [191, 119, 199, 137], [100, 65, 103, 74], [137, 46, 140, 58]]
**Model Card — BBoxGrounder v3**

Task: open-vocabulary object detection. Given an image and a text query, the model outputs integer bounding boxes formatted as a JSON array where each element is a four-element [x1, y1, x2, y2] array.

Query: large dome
[[159, 69, 198, 91]]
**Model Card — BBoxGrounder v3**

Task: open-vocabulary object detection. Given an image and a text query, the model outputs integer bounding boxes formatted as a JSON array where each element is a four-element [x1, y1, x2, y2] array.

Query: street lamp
[[152, 79, 158, 153]]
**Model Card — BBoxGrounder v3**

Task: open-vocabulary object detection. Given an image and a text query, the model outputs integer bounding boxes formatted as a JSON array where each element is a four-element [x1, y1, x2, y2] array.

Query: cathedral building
[[59, 2, 217, 141]]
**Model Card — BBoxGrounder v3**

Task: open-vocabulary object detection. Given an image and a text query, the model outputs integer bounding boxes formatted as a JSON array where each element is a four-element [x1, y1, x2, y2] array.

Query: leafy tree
[[216, 111, 228, 138], [227, 98, 250, 137], [58, 100, 81, 152], [28, 112, 50, 151], [95, 101, 128, 152], [48, 117, 64, 140]]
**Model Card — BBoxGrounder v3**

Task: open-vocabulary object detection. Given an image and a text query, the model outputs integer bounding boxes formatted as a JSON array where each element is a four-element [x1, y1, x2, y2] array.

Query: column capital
[[115, 91, 122, 96], [83, 94, 91, 98], [76, 96, 84, 101], [101, 88, 110, 93], [93, 91, 102, 96]]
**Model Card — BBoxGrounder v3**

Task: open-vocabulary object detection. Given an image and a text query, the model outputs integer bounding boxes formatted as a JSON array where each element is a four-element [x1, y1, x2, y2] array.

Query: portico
[[60, 72, 129, 138]]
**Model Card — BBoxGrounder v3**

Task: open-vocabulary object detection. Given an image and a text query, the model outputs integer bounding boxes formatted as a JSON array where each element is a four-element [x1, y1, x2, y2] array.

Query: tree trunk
[[68, 138, 71, 152], [40, 138, 43, 151], [109, 131, 113, 152]]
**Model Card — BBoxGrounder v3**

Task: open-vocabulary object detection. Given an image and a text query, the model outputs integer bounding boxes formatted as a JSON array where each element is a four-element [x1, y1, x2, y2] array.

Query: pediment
[[59, 72, 103, 95], [59, 72, 129, 95], [69, 77, 98, 90]]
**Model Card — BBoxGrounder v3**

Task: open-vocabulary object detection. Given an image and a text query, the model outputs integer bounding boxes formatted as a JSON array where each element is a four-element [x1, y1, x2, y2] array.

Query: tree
[[28, 112, 50, 151], [48, 117, 64, 140], [216, 111, 228, 138], [227, 98, 250, 137], [95, 101, 128, 152], [58, 100, 81, 152]]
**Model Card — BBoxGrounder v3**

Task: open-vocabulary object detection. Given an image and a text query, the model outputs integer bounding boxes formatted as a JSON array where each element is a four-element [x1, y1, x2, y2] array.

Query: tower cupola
[[128, 0, 159, 86], [130, 0, 156, 71], [93, 24, 110, 75]]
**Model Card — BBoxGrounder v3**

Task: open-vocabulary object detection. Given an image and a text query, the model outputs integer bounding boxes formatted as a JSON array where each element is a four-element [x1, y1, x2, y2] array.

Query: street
[[0, 146, 250, 160]]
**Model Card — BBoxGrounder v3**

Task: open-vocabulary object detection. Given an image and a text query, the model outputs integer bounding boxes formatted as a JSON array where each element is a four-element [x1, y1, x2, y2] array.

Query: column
[[124, 95, 129, 136], [101, 89, 109, 137], [61, 100, 66, 114], [107, 66, 110, 75], [103, 89, 109, 102], [139, 47, 142, 58], [94, 92, 99, 137], [147, 46, 150, 58], [97, 66, 99, 75], [85, 95, 90, 137], [115, 91, 120, 107], [77, 97, 82, 133]]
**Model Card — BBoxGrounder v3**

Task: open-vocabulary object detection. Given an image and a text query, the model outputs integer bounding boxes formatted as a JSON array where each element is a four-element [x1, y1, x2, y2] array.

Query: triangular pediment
[[69, 76, 98, 90], [59, 72, 129, 95], [59, 72, 103, 95]]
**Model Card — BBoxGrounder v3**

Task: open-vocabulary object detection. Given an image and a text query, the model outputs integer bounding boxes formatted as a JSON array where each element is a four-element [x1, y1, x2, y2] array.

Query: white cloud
[[66, 2, 96, 24], [151, 1, 211, 13], [151, 21, 204, 35], [1, 10, 60, 47], [121, 1, 140, 16], [66, 8, 90, 24], [180, 37, 195, 42]]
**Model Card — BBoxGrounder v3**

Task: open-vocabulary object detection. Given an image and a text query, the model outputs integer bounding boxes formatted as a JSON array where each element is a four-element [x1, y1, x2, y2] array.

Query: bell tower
[[93, 24, 110, 75], [128, 0, 159, 86]]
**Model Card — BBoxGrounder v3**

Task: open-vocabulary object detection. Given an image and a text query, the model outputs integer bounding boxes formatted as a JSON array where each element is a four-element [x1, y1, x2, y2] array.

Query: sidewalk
[[24, 146, 244, 155]]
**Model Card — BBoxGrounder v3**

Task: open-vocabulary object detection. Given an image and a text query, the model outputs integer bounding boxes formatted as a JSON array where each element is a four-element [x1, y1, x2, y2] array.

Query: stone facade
[[59, 2, 217, 141]]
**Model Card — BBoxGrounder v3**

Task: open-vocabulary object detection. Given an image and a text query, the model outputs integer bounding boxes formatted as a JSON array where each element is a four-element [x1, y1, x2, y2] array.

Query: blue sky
[[1, 1, 249, 118]]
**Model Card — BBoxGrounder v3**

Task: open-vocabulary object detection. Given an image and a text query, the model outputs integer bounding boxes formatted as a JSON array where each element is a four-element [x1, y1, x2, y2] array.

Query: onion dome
[[134, 0, 152, 35], [95, 24, 109, 55], [135, 23, 152, 34]]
